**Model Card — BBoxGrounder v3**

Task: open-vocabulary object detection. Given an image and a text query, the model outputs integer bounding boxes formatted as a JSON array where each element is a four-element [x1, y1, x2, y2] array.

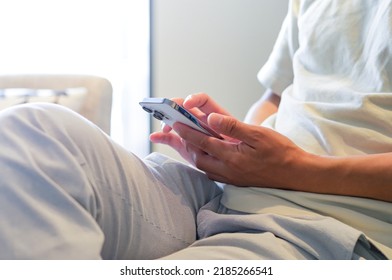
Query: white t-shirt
[[221, 0, 392, 257]]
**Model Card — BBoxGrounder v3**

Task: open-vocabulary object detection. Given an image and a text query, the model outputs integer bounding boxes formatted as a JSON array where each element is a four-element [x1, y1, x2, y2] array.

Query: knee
[[1, 102, 71, 123], [0, 103, 95, 137]]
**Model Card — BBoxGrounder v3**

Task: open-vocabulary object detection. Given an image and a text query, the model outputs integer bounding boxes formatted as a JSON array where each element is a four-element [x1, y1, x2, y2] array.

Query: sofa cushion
[[0, 87, 87, 112]]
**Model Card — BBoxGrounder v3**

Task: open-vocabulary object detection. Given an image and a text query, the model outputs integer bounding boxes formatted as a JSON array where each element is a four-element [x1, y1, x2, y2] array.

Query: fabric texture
[[0, 104, 221, 259], [0, 103, 386, 259], [222, 0, 392, 258], [0, 0, 391, 260]]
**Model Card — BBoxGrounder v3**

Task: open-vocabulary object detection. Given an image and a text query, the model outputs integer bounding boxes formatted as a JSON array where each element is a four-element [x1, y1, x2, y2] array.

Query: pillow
[[0, 87, 88, 113]]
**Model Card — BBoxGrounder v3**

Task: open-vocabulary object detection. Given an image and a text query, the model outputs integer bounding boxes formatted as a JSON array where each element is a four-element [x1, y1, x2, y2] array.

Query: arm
[[297, 152, 392, 202], [243, 92, 391, 202], [172, 114, 392, 203], [244, 89, 280, 125]]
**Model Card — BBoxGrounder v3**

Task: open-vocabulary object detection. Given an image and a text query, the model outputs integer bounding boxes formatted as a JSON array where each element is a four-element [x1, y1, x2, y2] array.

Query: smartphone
[[139, 97, 222, 139]]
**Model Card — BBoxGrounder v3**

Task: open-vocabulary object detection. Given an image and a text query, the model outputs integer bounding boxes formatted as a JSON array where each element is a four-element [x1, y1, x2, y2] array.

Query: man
[[0, 0, 391, 259]]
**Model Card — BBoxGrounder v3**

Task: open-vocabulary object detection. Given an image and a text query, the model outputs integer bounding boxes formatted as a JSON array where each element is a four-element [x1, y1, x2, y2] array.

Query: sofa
[[0, 74, 113, 134]]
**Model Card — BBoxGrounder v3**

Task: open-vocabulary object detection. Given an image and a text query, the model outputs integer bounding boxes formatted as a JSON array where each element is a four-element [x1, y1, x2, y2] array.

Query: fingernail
[[208, 113, 223, 128], [184, 95, 193, 102]]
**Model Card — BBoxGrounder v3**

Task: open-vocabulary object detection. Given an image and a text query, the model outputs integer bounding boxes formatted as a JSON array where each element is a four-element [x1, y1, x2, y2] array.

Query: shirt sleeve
[[257, 0, 300, 96]]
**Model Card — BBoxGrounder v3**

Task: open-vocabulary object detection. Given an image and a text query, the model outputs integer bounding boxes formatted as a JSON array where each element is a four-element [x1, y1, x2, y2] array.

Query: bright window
[[0, 0, 151, 157]]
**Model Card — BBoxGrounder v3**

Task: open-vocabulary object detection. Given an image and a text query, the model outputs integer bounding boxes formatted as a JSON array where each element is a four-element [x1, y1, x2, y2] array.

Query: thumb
[[208, 113, 255, 143]]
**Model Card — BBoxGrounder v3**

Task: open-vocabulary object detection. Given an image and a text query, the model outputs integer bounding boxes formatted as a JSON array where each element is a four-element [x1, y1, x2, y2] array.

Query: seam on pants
[[100, 186, 192, 246]]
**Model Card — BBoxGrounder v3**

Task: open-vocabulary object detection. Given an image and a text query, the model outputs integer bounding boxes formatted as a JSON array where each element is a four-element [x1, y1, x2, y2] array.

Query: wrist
[[284, 151, 332, 193]]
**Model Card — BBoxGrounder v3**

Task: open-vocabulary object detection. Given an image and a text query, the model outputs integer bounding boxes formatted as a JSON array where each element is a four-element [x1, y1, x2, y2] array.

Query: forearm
[[244, 90, 392, 202], [244, 89, 280, 125], [175, 105, 392, 202], [285, 152, 392, 202]]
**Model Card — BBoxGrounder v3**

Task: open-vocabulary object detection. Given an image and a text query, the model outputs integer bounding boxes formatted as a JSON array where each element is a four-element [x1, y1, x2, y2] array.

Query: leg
[[162, 232, 316, 259], [0, 104, 221, 259], [161, 197, 315, 260], [162, 197, 387, 260]]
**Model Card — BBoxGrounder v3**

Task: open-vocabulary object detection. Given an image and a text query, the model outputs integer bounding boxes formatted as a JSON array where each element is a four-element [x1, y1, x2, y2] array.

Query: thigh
[[160, 197, 314, 260], [167, 232, 386, 260], [93, 151, 222, 260], [162, 196, 365, 260], [0, 104, 221, 259], [161, 232, 315, 260]]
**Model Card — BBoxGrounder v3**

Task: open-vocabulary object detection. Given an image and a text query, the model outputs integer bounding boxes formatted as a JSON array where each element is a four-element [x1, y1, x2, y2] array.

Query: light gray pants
[[0, 104, 386, 259], [0, 104, 222, 259]]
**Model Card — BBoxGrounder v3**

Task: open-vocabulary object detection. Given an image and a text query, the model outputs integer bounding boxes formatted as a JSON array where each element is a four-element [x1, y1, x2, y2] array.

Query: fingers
[[150, 131, 198, 164], [150, 131, 181, 149], [171, 97, 185, 106], [181, 141, 242, 185], [177, 138, 228, 180], [161, 121, 172, 133], [207, 113, 260, 147], [183, 93, 231, 116], [173, 122, 235, 159]]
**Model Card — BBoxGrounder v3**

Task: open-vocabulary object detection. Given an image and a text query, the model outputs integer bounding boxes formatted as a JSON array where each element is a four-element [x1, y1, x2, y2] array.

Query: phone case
[[139, 98, 222, 138]]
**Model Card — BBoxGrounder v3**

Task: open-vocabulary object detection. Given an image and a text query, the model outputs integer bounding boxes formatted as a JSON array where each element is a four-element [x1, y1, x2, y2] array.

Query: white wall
[[151, 0, 288, 161]]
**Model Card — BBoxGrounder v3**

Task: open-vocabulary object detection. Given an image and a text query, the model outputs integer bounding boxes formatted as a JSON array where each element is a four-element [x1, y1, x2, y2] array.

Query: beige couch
[[0, 74, 113, 134]]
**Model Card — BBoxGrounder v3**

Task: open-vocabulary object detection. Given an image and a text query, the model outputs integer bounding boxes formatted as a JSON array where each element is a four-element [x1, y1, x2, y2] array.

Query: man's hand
[[172, 113, 306, 188], [150, 93, 234, 164], [151, 95, 392, 201]]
